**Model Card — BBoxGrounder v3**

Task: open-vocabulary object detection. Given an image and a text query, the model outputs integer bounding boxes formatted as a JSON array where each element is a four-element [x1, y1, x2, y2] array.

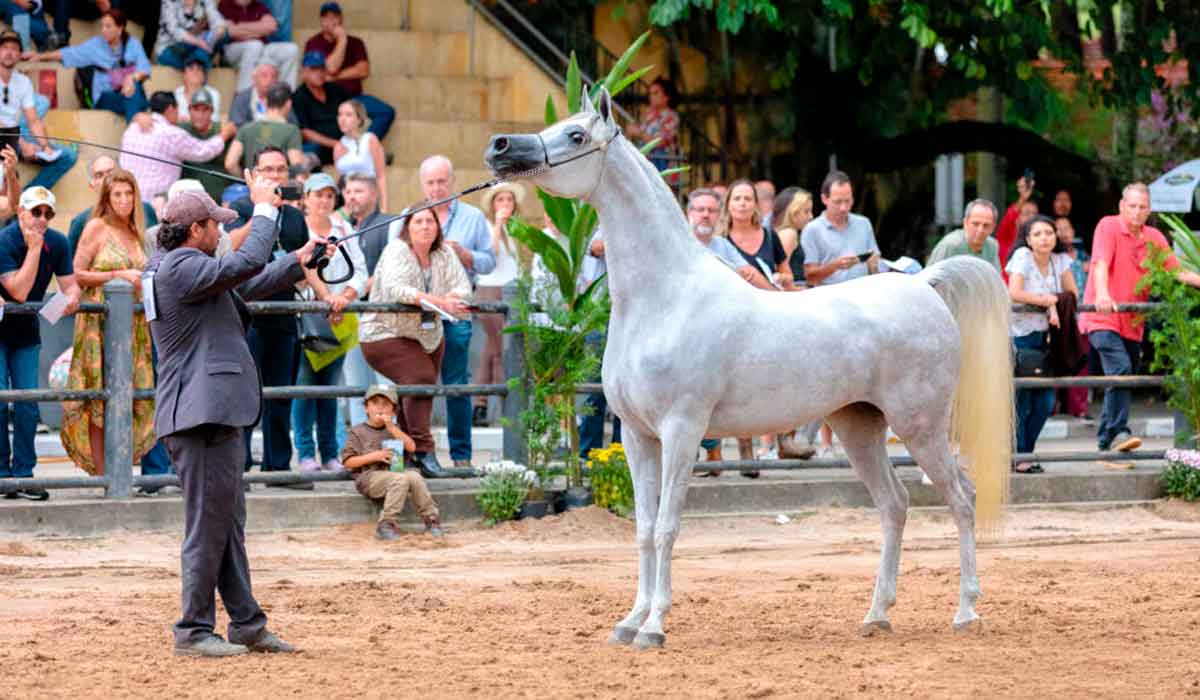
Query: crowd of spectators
[[0, 4, 1191, 512]]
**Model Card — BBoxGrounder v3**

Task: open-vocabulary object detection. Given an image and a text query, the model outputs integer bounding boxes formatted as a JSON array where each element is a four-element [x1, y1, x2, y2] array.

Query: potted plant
[[476, 459, 540, 525], [1161, 449, 1200, 501]]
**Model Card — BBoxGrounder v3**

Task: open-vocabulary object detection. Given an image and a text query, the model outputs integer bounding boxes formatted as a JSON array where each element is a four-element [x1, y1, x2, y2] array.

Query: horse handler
[[146, 177, 322, 657]]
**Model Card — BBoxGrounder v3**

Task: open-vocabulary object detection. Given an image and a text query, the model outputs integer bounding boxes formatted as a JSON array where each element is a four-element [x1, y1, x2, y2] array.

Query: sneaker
[[297, 457, 320, 472], [376, 519, 401, 541], [472, 405, 489, 427], [14, 488, 49, 501], [321, 458, 344, 472], [3, 491, 17, 500], [174, 634, 249, 658], [423, 515, 444, 538], [452, 458, 472, 468], [244, 629, 295, 654], [1112, 431, 1142, 452]]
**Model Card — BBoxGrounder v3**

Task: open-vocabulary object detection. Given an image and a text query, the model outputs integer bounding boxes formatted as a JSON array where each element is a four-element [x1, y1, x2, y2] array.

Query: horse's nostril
[[491, 137, 509, 154]]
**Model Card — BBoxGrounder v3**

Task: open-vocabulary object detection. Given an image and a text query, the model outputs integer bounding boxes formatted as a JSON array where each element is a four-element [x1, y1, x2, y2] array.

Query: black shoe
[[472, 405, 489, 427], [14, 488, 49, 501], [408, 452, 475, 479], [266, 481, 315, 491], [3, 490, 17, 499]]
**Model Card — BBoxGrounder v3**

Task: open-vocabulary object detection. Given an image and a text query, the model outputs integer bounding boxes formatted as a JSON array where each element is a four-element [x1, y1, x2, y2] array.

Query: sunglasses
[[28, 206, 54, 221]]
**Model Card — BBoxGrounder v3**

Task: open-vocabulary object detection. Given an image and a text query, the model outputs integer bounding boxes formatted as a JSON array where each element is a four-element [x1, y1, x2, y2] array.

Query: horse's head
[[485, 86, 619, 199]]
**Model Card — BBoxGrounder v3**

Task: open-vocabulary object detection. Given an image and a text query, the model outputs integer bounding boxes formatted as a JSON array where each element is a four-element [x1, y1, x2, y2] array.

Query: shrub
[[477, 460, 538, 525], [588, 443, 634, 518], [1162, 449, 1200, 501]]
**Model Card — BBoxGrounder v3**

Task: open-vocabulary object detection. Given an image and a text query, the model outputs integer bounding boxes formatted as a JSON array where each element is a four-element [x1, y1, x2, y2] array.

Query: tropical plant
[[1137, 227, 1200, 446], [588, 443, 634, 518], [476, 460, 539, 525], [504, 32, 679, 489], [1161, 449, 1200, 501]]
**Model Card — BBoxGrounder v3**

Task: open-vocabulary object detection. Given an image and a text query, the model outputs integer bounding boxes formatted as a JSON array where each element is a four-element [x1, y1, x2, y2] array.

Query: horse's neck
[[591, 140, 702, 303]]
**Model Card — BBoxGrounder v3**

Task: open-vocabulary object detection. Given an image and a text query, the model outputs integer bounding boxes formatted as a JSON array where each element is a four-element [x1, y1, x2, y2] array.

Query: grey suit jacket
[[146, 212, 305, 437]]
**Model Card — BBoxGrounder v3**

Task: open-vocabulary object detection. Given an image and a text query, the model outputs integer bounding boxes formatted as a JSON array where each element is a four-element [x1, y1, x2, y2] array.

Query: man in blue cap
[[302, 2, 394, 144], [291, 48, 351, 166]]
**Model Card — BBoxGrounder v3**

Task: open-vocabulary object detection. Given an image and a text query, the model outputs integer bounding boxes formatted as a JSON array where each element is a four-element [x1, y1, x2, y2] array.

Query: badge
[[142, 272, 157, 322]]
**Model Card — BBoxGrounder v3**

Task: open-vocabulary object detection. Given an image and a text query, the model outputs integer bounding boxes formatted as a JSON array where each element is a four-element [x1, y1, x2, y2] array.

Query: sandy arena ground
[[3, 503, 1200, 699]]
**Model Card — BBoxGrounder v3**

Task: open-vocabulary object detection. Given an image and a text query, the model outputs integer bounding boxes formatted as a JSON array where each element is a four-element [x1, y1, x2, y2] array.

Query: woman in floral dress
[[61, 168, 155, 475], [626, 77, 680, 175]]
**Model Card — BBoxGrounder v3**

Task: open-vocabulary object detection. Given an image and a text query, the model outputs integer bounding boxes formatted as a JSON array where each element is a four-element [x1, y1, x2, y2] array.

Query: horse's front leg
[[633, 417, 704, 650], [608, 428, 662, 645]]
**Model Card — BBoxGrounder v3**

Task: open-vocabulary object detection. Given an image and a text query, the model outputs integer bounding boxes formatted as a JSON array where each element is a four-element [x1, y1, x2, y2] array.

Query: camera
[[276, 183, 302, 201]]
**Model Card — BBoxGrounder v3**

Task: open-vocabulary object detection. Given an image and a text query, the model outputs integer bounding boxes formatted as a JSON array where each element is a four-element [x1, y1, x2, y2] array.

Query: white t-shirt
[[0, 71, 35, 128], [476, 235, 518, 288], [1006, 247, 1071, 336]]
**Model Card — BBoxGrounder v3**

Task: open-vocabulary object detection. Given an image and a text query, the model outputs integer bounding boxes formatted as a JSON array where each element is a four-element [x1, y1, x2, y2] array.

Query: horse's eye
[[570, 131, 585, 145]]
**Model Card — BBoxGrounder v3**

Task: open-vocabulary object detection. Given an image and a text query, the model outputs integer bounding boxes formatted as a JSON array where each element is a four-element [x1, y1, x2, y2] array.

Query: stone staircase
[[12, 0, 562, 221]]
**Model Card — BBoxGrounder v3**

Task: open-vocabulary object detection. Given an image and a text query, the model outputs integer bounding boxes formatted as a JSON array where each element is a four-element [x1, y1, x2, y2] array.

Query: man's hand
[[246, 170, 281, 207], [835, 254, 858, 270], [219, 121, 237, 141], [1094, 293, 1117, 314], [132, 111, 153, 133], [1, 144, 17, 170], [20, 225, 43, 250], [447, 240, 473, 269], [1016, 175, 1034, 203], [295, 237, 330, 267]]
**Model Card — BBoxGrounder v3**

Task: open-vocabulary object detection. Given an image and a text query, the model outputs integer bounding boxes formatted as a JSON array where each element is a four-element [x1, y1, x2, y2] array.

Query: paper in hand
[[39, 292, 70, 324], [420, 298, 459, 323], [35, 147, 63, 163]]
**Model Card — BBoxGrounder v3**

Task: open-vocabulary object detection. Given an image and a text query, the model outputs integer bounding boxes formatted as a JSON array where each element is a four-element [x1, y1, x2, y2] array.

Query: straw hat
[[480, 181, 527, 220]]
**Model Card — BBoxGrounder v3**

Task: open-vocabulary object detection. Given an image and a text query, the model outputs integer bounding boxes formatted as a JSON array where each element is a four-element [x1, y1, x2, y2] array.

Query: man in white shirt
[[0, 29, 75, 189]]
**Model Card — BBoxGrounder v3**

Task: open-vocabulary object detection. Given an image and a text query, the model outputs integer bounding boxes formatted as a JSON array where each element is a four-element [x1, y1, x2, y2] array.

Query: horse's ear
[[580, 84, 594, 114], [596, 86, 614, 126]]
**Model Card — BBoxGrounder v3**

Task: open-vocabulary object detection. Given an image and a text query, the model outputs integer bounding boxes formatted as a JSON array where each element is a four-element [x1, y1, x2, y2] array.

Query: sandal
[[1012, 462, 1044, 474]]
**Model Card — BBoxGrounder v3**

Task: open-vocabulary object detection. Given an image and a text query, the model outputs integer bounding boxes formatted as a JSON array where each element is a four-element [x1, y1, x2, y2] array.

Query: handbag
[[1014, 346, 1050, 377], [297, 311, 340, 353]]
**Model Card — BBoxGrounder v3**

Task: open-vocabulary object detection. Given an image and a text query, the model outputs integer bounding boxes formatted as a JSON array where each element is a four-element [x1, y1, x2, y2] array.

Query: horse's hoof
[[858, 620, 893, 637], [953, 617, 983, 634], [632, 631, 665, 650], [608, 626, 637, 646]]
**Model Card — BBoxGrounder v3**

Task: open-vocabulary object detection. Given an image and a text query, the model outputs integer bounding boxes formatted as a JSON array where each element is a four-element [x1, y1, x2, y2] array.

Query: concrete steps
[[292, 0, 472, 32], [382, 118, 541, 171]]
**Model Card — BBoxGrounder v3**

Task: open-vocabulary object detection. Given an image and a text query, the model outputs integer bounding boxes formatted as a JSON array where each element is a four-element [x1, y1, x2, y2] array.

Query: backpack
[[73, 66, 98, 108]]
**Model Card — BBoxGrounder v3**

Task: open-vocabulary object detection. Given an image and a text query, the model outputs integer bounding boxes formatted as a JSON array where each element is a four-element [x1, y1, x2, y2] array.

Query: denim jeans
[[0, 342, 41, 479], [95, 83, 150, 122], [157, 42, 212, 70], [244, 326, 298, 471], [0, 1, 49, 49], [578, 332, 621, 458], [291, 353, 346, 463], [1088, 329, 1140, 448], [355, 94, 395, 142], [441, 319, 473, 460], [19, 94, 79, 191], [140, 342, 173, 476], [1013, 331, 1055, 454]]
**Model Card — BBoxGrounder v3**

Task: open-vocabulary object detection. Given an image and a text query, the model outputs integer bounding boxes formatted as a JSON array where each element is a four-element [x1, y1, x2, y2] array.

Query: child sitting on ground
[[341, 385, 443, 540]]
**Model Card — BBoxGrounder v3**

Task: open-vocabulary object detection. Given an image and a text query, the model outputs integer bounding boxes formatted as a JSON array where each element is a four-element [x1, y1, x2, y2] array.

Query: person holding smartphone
[[800, 170, 880, 287]]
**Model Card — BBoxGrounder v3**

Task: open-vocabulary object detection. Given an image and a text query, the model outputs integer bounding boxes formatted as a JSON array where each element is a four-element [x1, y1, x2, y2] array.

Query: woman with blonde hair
[[62, 168, 155, 475], [334, 99, 388, 211], [773, 187, 814, 286], [472, 181, 526, 426]]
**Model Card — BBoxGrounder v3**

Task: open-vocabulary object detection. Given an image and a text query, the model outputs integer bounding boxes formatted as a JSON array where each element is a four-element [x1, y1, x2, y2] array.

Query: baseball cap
[[0, 29, 22, 49], [19, 186, 56, 214], [167, 179, 205, 199], [304, 172, 337, 193], [163, 190, 238, 227], [319, 1, 342, 15], [363, 384, 398, 405], [188, 87, 214, 107], [220, 183, 250, 205], [302, 50, 327, 69]]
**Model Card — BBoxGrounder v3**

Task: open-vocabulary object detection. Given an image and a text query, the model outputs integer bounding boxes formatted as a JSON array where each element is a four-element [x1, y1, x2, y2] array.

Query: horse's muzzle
[[484, 134, 543, 177]]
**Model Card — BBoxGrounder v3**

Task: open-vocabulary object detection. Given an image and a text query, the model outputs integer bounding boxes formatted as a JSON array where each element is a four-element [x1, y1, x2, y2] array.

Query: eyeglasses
[[29, 206, 54, 221], [255, 165, 288, 174]]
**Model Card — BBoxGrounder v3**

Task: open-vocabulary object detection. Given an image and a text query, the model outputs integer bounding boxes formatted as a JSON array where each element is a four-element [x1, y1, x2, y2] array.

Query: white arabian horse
[[485, 87, 1014, 649]]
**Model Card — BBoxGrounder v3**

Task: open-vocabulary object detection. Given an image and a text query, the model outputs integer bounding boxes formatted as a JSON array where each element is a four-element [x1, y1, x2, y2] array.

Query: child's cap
[[363, 384, 398, 405]]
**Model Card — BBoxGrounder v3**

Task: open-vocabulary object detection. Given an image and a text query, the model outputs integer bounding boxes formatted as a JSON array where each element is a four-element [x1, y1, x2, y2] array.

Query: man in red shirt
[[218, 0, 300, 91], [303, 2, 394, 143], [1079, 182, 1200, 451]]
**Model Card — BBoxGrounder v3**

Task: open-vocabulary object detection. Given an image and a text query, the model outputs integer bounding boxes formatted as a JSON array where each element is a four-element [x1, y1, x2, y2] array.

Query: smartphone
[[856, 251, 874, 262], [276, 183, 302, 201], [0, 126, 19, 155]]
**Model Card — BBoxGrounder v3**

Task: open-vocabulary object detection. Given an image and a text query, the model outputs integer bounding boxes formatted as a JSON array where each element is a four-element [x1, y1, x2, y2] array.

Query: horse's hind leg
[[905, 430, 982, 632], [608, 428, 662, 646], [827, 403, 908, 636]]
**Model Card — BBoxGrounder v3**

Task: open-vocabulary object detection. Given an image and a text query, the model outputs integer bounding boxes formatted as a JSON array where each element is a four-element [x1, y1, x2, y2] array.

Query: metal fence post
[[500, 282, 529, 465], [103, 279, 134, 499]]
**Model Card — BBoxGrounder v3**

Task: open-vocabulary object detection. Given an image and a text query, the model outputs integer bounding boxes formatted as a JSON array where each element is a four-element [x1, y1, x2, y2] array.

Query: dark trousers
[[141, 343, 173, 477], [244, 326, 298, 472], [579, 331, 620, 458], [167, 424, 267, 645], [1089, 330, 1140, 448], [1013, 331, 1055, 454]]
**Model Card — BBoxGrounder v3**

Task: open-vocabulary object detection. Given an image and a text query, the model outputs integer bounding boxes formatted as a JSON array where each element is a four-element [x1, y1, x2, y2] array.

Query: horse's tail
[[918, 256, 1012, 533]]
